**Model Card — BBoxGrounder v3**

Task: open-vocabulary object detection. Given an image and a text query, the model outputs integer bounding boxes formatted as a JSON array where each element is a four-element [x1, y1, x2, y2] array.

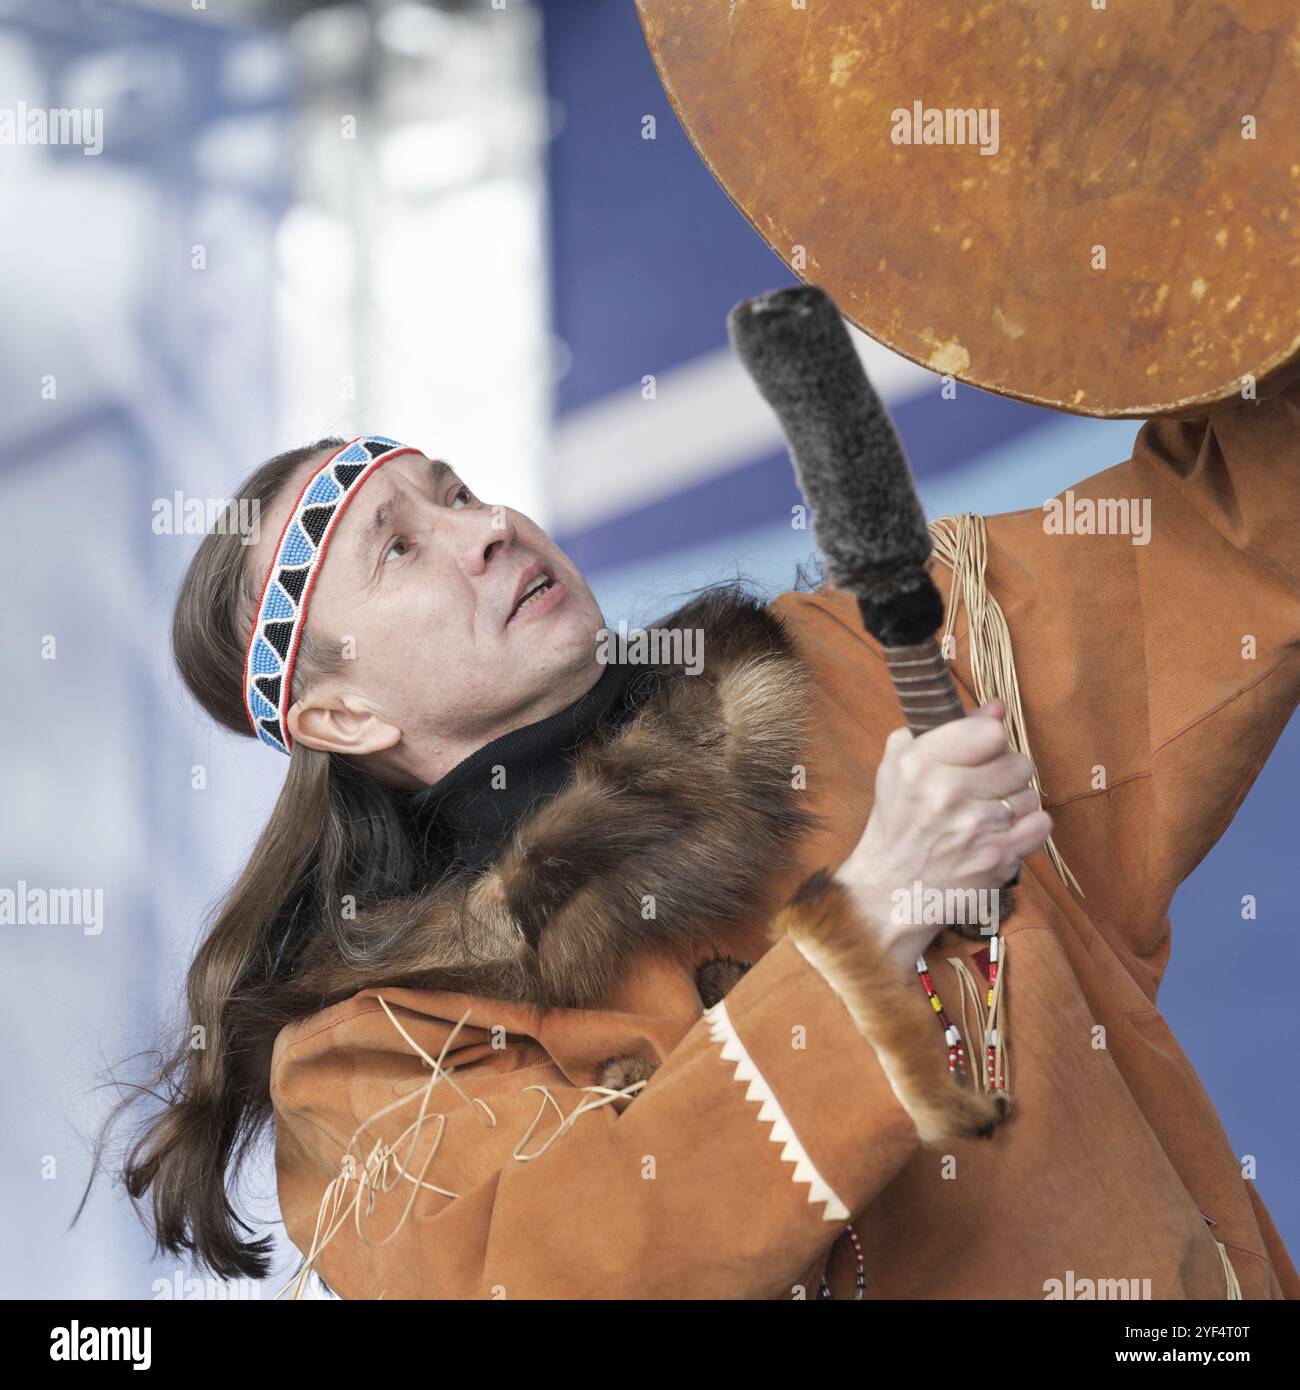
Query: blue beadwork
[[243, 435, 414, 753]]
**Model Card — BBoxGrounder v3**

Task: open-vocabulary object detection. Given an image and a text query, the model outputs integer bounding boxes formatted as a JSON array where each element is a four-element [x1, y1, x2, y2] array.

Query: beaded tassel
[[817, 1222, 865, 1300], [916, 955, 968, 1078], [984, 936, 1007, 1092]]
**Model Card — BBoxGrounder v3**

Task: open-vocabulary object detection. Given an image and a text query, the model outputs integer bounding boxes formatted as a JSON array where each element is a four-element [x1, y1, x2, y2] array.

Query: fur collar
[[291, 588, 820, 1010]]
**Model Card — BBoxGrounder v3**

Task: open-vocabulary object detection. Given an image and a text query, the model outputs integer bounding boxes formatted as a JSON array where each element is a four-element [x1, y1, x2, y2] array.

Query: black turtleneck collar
[[407, 660, 658, 872]]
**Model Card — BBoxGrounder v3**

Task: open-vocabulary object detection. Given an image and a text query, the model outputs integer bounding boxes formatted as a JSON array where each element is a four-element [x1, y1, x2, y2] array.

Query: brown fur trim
[[292, 590, 823, 1010], [594, 1054, 661, 1092], [587, 957, 755, 1096], [771, 870, 1011, 1145], [694, 954, 754, 1009]]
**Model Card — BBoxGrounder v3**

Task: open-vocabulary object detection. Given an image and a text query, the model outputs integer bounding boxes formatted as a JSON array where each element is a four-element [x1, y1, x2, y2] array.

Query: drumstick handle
[[881, 637, 965, 734], [883, 633, 1022, 889]]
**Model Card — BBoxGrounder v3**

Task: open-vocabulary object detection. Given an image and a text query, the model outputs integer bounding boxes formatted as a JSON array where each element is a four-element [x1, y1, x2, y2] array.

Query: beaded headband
[[242, 435, 418, 754]]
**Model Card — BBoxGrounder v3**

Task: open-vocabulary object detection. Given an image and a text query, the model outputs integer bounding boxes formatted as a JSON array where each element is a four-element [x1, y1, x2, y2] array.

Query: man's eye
[[450, 486, 473, 509], [384, 537, 410, 562]]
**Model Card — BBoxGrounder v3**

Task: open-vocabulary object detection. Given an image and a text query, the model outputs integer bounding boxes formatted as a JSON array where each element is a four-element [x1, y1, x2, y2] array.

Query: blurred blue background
[[0, 0, 1294, 1298]]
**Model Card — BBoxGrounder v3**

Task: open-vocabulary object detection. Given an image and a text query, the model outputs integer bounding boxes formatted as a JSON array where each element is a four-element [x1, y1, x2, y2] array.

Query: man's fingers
[[884, 724, 915, 756], [950, 751, 1036, 800], [966, 784, 1040, 830], [998, 786, 1042, 821], [910, 711, 1008, 767], [985, 808, 1053, 863]]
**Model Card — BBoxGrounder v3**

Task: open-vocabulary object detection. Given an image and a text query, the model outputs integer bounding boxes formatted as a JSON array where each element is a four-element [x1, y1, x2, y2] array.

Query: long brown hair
[[79, 439, 483, 1280]]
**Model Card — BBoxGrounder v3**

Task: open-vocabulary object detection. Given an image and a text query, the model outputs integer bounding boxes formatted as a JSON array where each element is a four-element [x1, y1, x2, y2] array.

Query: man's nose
[[453, 504, 516, 574]]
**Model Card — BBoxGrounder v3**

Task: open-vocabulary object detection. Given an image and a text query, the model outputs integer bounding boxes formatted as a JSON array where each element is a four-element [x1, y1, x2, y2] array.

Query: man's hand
[[834, 698, 1052, 970]]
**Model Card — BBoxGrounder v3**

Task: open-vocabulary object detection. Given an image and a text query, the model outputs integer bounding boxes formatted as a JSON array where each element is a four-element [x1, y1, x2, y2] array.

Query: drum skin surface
[[636, 0, 1300, 417]]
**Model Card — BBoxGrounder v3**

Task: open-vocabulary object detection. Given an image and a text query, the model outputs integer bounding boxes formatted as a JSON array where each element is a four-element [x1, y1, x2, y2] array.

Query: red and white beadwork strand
[[984, 935, 1006, 1092], [915, 953, 969, 1078], [916, 933, 1007, 1094]]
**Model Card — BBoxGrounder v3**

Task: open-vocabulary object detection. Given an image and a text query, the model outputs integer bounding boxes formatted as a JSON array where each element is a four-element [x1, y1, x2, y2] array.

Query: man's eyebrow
[[428, 457, 453, 487], [350, 457, 456, 565]]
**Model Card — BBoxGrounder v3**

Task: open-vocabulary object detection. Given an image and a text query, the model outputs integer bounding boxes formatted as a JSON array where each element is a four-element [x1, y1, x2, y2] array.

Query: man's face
[[247, 446, 607, 784]]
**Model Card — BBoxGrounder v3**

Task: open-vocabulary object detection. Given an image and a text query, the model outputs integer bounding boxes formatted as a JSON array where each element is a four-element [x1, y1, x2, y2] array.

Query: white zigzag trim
[[702, 999, 850, 1222]]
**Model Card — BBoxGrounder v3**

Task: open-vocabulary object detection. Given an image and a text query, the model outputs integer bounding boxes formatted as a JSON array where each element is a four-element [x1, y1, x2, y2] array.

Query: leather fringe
[[929, 513, 1083, 898]]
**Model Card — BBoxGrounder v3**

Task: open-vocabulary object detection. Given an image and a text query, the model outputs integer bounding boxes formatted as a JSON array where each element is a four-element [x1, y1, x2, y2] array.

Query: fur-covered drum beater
[[728, 283, 963, 735]]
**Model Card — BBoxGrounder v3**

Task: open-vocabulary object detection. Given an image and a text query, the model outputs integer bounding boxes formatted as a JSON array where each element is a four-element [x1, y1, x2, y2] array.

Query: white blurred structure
[[0, 0, 549, 1300], [277, 0, 554, 523]]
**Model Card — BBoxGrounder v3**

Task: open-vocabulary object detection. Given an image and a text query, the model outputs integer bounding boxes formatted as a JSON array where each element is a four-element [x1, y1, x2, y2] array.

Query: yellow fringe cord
[[947, 935, 1011, 1098], [928, 513, 1083, 899], [512, 1078, 648, 1163], [1216, 1240, 1243, 1299]]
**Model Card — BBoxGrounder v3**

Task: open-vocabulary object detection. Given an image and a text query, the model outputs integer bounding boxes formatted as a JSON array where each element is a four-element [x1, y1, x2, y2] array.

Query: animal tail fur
[[771, 870, 1011, 1144]]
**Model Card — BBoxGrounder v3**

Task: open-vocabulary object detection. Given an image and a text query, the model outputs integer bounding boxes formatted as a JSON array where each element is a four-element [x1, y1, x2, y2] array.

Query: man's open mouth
[[509, 569, 554, 620]]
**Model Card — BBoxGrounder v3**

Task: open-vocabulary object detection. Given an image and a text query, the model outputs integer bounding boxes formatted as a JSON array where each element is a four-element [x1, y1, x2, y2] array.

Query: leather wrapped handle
[[882, 637, 965, 734]]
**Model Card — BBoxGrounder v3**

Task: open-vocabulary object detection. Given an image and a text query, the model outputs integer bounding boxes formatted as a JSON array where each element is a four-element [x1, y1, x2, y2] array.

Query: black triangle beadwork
[[300, 505, 333, 546], [278, 567, 307, 603], [264, 620, 293, 660]]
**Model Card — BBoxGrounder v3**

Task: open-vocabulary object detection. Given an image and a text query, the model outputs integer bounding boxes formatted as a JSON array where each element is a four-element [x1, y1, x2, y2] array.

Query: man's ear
[[287, 692, 401, 756]]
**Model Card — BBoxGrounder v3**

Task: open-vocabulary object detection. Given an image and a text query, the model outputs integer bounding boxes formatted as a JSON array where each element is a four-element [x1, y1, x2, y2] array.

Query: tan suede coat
[[270, 374, 1300, 1300]]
